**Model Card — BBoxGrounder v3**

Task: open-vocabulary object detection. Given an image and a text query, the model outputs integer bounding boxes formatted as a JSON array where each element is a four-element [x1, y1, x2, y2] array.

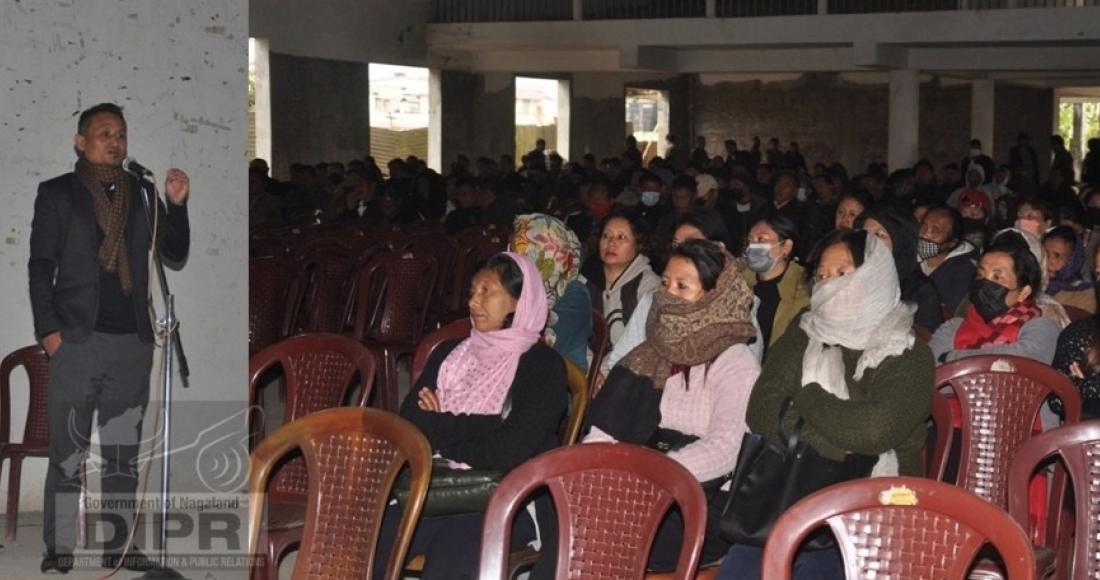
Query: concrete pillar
[[888, 69, 920, 171], [818, 0, 829, 14], [557, 79, 571, 162], [971, 79, 995, 159], [428, 69, 443, 172], [706, 0, 716, 18], [573, 0, 583, 20], [252, 37, 273, 166]]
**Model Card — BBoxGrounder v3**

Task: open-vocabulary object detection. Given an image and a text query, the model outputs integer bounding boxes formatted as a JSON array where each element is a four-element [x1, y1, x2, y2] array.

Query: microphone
[[122, 156, 154, 179]]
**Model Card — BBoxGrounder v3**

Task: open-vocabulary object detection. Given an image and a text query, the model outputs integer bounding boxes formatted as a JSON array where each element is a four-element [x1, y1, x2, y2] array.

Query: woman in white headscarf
[[719, 229, 934, 580]]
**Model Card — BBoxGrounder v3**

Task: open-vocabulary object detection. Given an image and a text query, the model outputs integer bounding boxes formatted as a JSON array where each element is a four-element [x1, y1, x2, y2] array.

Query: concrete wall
[[269, 52, 371, 177], [440, 71, 515, 169], [0, 1, 247, 511], [571, 72, 688, 162], [250, 0, 431, 66], [693, 72, 1054, 174]]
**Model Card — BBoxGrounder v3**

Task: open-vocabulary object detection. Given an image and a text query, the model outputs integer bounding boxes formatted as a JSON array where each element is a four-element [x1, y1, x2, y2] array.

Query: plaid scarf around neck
[[953, 301, 1042, 350], [618, 257, 757, 390], [76, 158, 132, 294]]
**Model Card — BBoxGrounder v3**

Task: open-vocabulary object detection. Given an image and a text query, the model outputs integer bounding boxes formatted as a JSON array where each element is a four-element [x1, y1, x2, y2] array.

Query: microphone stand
[[136, 174, 189, 580]]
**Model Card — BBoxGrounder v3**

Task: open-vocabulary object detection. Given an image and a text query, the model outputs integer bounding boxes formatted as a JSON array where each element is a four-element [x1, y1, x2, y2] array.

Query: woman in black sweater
[[373, 253, 567, 580]]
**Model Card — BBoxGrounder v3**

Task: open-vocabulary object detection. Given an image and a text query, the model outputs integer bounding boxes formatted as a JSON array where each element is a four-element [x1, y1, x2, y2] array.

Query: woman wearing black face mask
[[928, 232, 1060, 365]]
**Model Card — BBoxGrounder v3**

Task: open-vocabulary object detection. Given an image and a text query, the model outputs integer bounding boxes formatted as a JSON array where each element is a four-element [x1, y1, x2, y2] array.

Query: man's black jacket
[[29, 172, 190, 343]]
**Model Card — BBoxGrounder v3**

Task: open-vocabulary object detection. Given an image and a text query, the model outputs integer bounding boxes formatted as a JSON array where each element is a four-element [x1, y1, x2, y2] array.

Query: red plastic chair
[[762, 477, 1037, 580], [410, 318, 472, 385], [931, 356, 1082, 508], [249, 256, 295, 357], [349, 250, 439, 411], [445, 232, 507, 317], [1, 345, 50, 541], [1009, 421, 1100, 580], [247, 407, 432, 580], [478, 443, 707, 580], [247, 334, 378, 579], [288, 245, 361, 334]]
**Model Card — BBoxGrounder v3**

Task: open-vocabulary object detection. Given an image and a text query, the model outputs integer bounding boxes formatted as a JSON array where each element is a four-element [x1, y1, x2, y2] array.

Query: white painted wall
[[0, 1, 247, 511]]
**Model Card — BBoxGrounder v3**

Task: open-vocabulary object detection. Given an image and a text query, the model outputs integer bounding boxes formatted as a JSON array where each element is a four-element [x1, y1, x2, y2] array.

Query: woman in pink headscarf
[[374, 252, 568, 580]]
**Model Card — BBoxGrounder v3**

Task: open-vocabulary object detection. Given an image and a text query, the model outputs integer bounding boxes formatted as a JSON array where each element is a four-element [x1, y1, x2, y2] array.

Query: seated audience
[[958, 188, 994, 251], [720, 230, 933, 579], [834, 190, 872, 231], [929, 231, 1059, 364], [919, 205, 979, 315], [1051, 244, 1100, 419], [1043, 225, 1096, 314], [510, 213, 594, 371], [585, 240, 760, 571], [857, 204, 943, 332], [581, 209, 661, 350], [743, 216, 810, 355], [374, 253, 567, 580]]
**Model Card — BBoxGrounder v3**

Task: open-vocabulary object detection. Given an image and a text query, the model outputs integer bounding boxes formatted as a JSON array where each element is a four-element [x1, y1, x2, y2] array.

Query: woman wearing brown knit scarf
[[583, 239, 760, 571]]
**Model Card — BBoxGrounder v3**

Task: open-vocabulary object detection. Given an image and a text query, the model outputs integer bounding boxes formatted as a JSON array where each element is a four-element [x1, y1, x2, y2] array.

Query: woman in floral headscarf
[[511, 213, 594, 371]]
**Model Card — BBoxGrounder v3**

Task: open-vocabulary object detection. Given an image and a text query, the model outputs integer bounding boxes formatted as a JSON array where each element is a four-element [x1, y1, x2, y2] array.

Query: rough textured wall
[[269, 52, 371, 176], [570, 72, 688, 162], [995, 84, 1054, 172], [0, 1, 247, 510], [440, 71, 515, 168], [694, 73, 890, 173], [918, 78, 971, 169]]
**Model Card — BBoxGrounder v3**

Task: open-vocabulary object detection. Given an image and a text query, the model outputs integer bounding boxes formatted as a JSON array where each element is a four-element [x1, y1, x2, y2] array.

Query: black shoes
[[40, 552, 74, 574], [102, 549, 157, 571]]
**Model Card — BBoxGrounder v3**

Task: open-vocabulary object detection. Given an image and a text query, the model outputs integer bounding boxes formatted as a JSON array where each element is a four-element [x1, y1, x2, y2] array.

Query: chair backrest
[[0, 345, 50, 448], [560, 360, 589, 447], [407, 233, 457, 314], [410, 318, 472, 384], [249, 256, 295, 357], [1008, 420, 1100, 580], [247, 407, 432, 580], [447, 233, 507, 313], [762, 477, 1036, 580], [479, 443, 707, 580], [350, 250, 439, 344], [926, 390, 954, 479], [248, 334, 377, 502], [1062, 305, 1091, 323], [587, 309, 609, 388], [290, 246, 361, 333], [932, 355, 1082, 507]]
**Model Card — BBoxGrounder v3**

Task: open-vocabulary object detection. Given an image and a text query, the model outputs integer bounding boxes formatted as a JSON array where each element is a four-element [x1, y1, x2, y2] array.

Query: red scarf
[[953, 301, 1042, 350]]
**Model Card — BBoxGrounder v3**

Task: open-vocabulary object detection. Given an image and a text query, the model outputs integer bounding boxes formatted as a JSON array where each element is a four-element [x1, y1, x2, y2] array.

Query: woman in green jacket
[[741, 215, 811, 358]]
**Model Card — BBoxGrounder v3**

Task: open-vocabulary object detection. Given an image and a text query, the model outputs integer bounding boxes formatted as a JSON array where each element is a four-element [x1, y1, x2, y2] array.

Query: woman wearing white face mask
[[742, 216, 810, 356]]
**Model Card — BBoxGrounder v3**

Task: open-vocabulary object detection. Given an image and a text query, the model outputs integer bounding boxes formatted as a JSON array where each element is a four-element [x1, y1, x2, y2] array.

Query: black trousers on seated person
[[371, 501, 538, 580], [647, 487, 732, 571]]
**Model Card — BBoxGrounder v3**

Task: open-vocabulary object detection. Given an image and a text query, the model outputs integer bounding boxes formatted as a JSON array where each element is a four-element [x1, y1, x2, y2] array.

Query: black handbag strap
[[777, 397, 805, 453]]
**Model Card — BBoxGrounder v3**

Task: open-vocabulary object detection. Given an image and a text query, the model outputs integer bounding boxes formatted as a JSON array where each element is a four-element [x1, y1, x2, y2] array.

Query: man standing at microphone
[[29, 103, 190, 573]]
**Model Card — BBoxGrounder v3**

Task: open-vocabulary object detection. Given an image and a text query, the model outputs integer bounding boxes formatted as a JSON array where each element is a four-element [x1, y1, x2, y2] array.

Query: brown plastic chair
[[1, 345, 50, 541], [479, 443, 707, 580], [588, 309, 609, 389], [248, 333, 378, 579], [762, 477, 1037, 580], [1009, 420, 1100, 580], [926, 391, 954, 479], [250, 256, 295, 357], [931, 355, 1082, 508], [445, 232, 507, 316], [1061, 305, 1091, 323], [247, 407, 432, 580], [560, 360, 589, 447], [288, 245, 361, 334], [410, 318, 472, 385], [349, 250, 439, 411]]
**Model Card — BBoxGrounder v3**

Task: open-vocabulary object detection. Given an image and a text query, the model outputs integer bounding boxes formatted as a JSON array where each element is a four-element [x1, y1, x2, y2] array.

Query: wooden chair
[[762, 477, 1036, 580], [479, 443, 707, 580], [1, 345, 51, 541], [247, 407, 432, 580], [588, 309, 609, 389], [349, 250, 439, 411], [559, 360, 589, 447], [1009, 421, 1100, 580], [247, 334, 378, 579]]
